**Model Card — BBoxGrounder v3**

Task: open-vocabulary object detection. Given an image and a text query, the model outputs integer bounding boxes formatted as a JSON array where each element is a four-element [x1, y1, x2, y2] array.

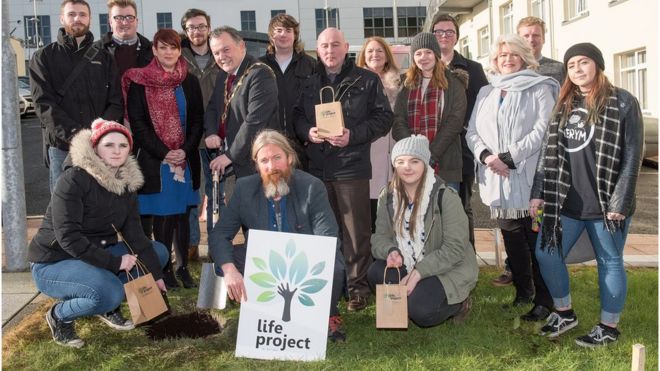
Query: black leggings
[[367, 260, 461, 327], [142, 208, 192, 270]]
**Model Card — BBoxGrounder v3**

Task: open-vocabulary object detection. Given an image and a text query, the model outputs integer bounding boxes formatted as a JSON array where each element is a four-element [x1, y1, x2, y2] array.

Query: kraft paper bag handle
[[112, 224, 151, 281], [319, 86, 337, 103], [382, 266, 402, 296]]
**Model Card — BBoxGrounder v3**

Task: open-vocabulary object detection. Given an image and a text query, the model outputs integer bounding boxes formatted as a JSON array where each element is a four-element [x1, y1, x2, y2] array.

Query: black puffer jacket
[[293, 58, 393, 181], [28, 130, 163, 280], [29, 28, 123, 151], [127, 73, 204, 194], [530, 87, 644, 216]]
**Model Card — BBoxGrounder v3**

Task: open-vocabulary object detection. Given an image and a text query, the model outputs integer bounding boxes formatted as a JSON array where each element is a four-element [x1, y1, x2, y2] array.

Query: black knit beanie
[[563, 42, 605, 70], [410, 32, 442, 59]]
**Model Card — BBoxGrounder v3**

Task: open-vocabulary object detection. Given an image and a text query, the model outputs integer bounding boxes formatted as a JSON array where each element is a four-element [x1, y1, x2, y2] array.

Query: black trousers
[[497, 217, 552, 308], [367, 260, 461, 328], [142, 208, 192, 270], [459, 174, 475, 249]]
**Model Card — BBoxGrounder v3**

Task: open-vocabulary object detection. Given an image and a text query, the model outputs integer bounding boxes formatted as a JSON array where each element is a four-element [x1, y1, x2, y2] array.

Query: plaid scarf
[[122, 57, 188, 150], [540, 90, 624, 255], [407, 83, 443, 143]]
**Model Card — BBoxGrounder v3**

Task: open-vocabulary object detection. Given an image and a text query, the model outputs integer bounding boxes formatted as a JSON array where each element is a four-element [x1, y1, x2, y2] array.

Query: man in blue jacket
[[209, 130, 347, 342]]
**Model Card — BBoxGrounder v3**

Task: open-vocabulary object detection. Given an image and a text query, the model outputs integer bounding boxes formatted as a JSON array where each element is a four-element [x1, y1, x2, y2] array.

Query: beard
[[64, 22, 90, 38], [261, 167, 291, 200]]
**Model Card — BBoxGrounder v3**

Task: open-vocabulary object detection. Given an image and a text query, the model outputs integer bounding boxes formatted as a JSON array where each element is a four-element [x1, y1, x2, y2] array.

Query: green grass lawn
[[3, 266, 657, 370]]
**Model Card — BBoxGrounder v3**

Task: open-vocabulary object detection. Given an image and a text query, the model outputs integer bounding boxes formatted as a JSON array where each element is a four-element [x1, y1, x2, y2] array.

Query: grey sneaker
[[45, 305, 85, 348], [575, 324, 620, 348], [540, 311, 579, 338], [97, 308, 135, 331]]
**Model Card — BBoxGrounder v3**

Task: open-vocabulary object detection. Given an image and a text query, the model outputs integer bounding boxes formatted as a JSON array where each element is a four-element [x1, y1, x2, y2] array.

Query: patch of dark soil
[[145, 311, 222, 340]]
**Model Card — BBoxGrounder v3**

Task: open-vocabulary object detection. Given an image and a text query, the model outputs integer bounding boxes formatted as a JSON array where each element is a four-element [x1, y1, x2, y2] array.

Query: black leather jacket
[[530, 87, 644, 216]]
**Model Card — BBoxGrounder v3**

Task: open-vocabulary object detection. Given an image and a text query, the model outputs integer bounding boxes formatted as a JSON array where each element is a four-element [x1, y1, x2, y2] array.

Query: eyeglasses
[[186, 24, 209, 33], [432, 29, 456, 37], [112, 15, 136, 23]]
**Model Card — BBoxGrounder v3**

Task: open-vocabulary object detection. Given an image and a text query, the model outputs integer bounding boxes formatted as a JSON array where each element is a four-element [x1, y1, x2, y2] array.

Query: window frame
[[618, 48, 648, 113], [240, 10, 257, 32]]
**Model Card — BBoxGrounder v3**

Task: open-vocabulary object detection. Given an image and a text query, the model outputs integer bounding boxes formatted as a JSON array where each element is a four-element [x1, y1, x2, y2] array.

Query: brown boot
[[188, 245, 199, 262]]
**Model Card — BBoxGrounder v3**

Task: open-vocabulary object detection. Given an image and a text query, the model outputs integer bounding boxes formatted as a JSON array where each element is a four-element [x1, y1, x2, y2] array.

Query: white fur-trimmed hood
[[69, 129, 144, 195]]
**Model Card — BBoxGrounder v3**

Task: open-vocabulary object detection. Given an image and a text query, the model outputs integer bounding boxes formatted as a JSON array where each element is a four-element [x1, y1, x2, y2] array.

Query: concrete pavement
[[2, 218, 657, 330]]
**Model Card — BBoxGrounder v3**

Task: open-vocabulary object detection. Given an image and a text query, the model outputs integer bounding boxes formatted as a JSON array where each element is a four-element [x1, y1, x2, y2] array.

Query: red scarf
[[122, 58, 187, 150], [407, 82, 442, 143]]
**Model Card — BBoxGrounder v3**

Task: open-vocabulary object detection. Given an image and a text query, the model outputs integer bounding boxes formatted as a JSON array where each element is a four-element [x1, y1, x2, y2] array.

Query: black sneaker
[[540, 311, 579, 338], [328, 315, 346, 343], [575, 324, 620, 348], [521, 305, 551, 322], [45, 305, 85, 348], [97, 307, 135, 330], [176, 266, 197, 288]]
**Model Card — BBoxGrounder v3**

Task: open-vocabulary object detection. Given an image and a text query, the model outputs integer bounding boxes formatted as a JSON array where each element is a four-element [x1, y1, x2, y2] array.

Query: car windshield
[[18, 79, 29, 89]]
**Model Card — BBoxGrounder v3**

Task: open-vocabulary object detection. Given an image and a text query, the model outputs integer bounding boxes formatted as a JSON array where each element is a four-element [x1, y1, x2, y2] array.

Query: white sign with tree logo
[[235, 229, 337, 361]]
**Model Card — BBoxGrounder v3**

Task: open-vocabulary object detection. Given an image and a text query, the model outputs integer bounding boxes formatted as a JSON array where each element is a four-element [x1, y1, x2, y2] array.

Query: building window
[[618, 49, 648, 112], [565, 0, 588, 20], [459, 37, 471, 59], [156, 12, 172, 29], [363, 7, 394, 38], [241, 10, 256, 31], [23, 15, 50, 47], [99, 13, 109, 36], [271, 9, 286, 18], [500, 2, 514, 35], [397, 6, 426, 37], [315, 8, 339, 36], [478, 26, 490, 57], [530, 0, 548, 21]]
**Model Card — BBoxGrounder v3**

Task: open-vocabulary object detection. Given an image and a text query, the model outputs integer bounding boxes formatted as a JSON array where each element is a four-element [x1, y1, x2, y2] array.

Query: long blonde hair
[[390, 165, 428, 240]]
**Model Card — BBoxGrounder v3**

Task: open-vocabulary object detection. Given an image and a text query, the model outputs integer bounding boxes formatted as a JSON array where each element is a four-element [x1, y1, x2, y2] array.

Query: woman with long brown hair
[[123, 28, 204, 289], [530, 43, 643, 347], [391, 32, 466, 192], [356, 36, 401, 231]]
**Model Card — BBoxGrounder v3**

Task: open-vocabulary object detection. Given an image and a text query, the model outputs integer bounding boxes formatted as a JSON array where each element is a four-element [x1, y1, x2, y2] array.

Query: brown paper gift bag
[[376, 267, 408, 329], [315, 86, 344, 138], [124, 260, 169, 325]]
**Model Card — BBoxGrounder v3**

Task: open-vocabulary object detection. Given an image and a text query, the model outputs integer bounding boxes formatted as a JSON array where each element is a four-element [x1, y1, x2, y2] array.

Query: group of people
[[27, 0, 643, 351]]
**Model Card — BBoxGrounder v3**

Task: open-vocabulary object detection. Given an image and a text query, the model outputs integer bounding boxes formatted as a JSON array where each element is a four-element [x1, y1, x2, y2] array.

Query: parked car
[[644, 116, 658, 160], [17, 77, 34, 117]]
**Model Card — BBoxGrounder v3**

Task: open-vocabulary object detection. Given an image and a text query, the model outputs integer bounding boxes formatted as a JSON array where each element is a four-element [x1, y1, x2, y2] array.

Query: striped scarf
[[540, 90, 624, 254], [407, 84, 443, 143]]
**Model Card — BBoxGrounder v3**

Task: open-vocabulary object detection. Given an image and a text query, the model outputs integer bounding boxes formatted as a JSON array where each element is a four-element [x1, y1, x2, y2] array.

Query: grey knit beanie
[[563, 42, 605, 70], [410, 32, 442, 59], [391, 135, 431, 165]]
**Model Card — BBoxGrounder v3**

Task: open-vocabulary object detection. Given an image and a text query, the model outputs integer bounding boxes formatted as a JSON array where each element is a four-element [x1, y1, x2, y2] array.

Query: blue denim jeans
[[31, 241, 169, 322], [48, 147, 69, 193], [535, 215, 631, 324], [445, 182, 460, 193]]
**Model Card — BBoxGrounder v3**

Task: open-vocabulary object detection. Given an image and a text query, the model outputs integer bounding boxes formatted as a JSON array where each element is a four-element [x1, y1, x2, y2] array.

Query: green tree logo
[[249, 239, 328, 322]]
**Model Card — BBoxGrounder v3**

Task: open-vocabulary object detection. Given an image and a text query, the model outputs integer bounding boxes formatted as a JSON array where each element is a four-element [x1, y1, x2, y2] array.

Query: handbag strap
[[56, 45, 100, 99], [112, 224, 151, 280]]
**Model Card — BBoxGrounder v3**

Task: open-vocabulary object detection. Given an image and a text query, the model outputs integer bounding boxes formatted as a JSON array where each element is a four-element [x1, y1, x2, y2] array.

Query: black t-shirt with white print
[[561, 99, 602, 220]]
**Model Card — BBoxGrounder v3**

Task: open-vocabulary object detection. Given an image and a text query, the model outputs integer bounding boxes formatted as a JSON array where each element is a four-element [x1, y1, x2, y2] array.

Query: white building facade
[[8, 0, 656, 119]]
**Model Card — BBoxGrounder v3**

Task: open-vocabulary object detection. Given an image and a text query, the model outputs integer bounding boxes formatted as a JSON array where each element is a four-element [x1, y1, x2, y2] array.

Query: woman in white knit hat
[[368, 135, 478, 327]]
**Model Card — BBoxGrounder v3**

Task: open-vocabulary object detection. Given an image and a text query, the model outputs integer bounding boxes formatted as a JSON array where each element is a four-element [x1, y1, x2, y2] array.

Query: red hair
[[153, 29, 181, 50]]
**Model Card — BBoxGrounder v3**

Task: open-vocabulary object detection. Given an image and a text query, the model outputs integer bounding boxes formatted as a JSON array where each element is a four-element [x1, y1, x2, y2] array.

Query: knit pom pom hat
[[89, 118, 133, 149]]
